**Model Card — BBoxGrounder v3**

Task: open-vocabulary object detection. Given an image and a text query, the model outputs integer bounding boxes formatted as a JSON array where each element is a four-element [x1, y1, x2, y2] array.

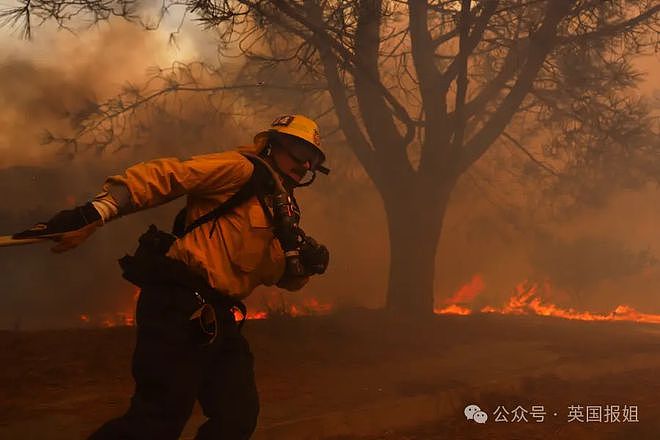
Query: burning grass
[[435, 275, 660, 325], [77, 289, 334, 327], [75, 273, 660, 331]]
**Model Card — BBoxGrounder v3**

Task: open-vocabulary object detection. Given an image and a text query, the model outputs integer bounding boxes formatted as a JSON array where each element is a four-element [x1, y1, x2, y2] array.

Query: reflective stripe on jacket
[[104, 149, 308, 298]]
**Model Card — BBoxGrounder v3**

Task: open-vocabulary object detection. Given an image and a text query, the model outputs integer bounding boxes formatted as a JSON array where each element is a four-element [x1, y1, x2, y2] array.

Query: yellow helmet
[[254, 114, 326, 164]]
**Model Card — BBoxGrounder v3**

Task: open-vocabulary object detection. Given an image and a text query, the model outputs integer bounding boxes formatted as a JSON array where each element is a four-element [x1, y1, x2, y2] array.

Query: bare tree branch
[[303, 0, 379, 180], [503, 131, 559, 177], [450, 0, 473, 155], [459, 0, 573, 173]]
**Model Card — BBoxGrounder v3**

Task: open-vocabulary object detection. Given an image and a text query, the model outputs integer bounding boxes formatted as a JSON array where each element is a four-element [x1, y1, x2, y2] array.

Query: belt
[[119, 251, 248, 331]]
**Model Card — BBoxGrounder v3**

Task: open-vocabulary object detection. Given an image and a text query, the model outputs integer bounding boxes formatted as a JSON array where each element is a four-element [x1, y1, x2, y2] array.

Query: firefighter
[[13, 114, 330, 440]]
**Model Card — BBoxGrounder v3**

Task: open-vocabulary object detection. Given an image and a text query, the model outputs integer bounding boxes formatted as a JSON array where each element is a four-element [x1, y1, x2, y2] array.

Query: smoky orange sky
[[0, 14, 659, 329]]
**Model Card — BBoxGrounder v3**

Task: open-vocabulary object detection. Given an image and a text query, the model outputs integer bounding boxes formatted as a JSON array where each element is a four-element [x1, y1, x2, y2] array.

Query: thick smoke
[[0, 19, 659, 329], [0, 18, 390, 329]]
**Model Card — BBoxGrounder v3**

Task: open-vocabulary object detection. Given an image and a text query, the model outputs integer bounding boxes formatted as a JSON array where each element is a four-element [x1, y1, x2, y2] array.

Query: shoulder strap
[[172, 154, 274, 238]]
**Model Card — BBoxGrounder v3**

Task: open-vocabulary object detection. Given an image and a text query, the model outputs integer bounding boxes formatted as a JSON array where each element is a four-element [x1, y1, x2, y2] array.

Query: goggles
[[284, 148, 330, 176]]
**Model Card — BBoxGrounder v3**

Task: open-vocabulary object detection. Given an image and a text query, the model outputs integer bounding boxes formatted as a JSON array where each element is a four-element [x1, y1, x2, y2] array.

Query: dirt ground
[[2, 310, 660, 439], [340, 367, 660, 440]]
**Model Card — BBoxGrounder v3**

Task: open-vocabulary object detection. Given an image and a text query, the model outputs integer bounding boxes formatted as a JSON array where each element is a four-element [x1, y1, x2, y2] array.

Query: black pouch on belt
[[118, 224, 176, 287]]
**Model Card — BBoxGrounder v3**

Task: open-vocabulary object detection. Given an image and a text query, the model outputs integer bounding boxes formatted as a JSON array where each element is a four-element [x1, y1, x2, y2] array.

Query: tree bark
[[382, 178, 453, 315]]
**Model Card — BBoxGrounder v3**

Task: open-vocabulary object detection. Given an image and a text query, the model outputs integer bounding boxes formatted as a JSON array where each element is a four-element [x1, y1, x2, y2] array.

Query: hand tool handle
[[0, 235, 54, 247]]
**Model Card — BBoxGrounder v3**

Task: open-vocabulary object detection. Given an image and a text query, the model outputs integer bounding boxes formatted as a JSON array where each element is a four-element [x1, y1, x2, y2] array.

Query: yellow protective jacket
[[104, 149, 308, 299]]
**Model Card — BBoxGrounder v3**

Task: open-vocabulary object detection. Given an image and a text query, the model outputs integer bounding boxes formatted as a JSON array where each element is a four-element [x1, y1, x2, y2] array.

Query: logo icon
[[465, 404, 488, 424], [271, 115, 294, 127]]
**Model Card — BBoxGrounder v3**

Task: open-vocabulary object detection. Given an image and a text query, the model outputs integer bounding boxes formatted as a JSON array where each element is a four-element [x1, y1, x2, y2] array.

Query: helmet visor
[[276, 133, 325, 171]]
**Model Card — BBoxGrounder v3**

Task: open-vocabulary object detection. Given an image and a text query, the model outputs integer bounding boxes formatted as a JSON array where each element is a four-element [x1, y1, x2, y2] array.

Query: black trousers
[[87, 283, 259, 440]]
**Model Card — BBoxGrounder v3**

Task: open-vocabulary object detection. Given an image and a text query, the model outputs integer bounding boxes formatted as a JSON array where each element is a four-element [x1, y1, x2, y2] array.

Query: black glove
[[299, 236, 329, 275], [13, 202, 102, 239], [13, 203, 102, 253]]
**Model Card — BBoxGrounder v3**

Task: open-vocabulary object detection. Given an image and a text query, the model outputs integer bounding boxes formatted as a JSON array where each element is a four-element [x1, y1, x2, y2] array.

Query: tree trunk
[[382, 179, 452, 315]]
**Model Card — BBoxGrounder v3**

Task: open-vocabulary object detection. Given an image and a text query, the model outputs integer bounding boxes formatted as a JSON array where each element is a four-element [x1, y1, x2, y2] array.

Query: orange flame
[[436, 304, 472, 316], [443, 274, 485, 304], [79, 290, 139, 328], [80, 290, 333, 327], [436, 277, 660, 324], [243, 295, 333, 320], [245, 311, 268, 320]]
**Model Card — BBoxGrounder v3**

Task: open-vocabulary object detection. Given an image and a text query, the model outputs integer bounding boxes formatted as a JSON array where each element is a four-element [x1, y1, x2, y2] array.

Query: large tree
[[3, 0, 659, 314]]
